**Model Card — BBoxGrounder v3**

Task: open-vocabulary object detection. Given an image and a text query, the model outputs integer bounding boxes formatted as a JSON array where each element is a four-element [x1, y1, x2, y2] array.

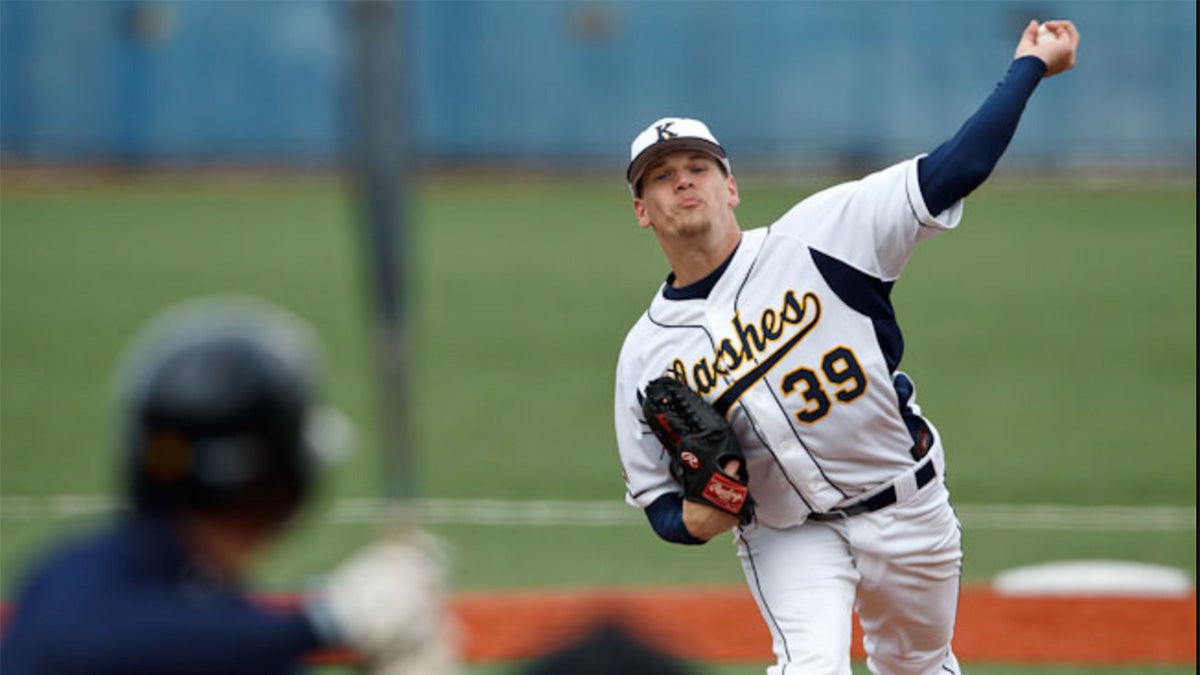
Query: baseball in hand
[[1037, 23, 1058, 44]]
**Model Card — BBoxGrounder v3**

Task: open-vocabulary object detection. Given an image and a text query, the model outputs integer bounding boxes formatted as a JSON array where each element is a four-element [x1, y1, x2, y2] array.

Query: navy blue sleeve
[[65, 600, 321, 675], [645, 493, 706, 545], [0, 563, 321, 675], [918, 56, 1048, 216]]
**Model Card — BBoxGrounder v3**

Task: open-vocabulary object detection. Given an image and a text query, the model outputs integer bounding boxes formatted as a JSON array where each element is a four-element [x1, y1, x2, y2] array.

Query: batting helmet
[[115, 296, 348, 523]]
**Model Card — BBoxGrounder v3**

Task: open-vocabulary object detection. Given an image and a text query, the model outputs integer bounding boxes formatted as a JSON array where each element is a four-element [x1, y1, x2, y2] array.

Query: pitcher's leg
[[853, 483, 963, 675], [737, 521, 859, 675]]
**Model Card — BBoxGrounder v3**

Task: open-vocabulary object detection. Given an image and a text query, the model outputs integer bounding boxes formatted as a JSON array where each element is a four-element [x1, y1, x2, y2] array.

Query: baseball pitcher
[[615, 21, 1080, 674]]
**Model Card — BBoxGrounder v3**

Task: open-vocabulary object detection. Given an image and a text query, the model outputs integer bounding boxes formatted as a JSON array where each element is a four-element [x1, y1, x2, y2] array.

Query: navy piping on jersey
[[735, 401, 818, 511], [720, 232, 831, 505], [727, 228, 841, 501], [809, 248, 903, 372], [727, 235, 850, 499]]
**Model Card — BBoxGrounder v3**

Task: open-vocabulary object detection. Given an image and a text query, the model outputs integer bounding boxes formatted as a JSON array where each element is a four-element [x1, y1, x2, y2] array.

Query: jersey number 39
[[780, 346, 867, 424]]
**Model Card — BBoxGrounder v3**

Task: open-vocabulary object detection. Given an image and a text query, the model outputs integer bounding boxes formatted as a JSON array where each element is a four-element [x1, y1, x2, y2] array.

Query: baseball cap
[[626, 117, 731, 195]]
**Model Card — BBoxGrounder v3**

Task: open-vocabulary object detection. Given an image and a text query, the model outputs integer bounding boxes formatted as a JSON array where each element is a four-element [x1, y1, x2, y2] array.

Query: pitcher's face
[[633, 151, 739, 239]]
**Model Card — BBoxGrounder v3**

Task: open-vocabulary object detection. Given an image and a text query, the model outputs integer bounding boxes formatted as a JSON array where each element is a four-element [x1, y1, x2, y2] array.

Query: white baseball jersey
[[615, 156, 962, 529]]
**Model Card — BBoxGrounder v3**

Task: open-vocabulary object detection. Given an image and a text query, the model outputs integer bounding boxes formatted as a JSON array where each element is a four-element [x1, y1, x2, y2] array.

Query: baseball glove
[[641, 377, 754, 523]]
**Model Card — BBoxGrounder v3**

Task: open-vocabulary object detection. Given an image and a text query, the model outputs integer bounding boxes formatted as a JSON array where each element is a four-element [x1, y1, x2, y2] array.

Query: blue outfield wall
[[1, 0, 1195, 170], [0, 0, 347, 163]]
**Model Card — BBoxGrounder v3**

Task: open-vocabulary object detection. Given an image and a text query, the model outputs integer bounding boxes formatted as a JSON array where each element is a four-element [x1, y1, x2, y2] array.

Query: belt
[[808, 459, 937, 522]]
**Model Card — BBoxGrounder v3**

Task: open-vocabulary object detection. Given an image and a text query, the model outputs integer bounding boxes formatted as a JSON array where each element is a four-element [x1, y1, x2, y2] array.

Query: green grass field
[[1, 172, 1195, 672]]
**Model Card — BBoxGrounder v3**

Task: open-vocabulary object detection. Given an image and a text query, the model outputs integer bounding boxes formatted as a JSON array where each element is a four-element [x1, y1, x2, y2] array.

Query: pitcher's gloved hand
[[641, 377, 754, 524]]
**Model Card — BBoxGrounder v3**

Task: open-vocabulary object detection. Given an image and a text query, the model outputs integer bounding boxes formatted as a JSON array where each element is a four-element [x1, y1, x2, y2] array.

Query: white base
[[992, 560, 1193, 596]]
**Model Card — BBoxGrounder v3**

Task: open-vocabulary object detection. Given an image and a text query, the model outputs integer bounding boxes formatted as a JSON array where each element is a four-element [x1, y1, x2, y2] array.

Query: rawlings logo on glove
[[641, 376, 755, 524]]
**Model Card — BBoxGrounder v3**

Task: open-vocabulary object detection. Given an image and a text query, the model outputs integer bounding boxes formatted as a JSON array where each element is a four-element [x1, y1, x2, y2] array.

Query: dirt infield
[[303, 584, 1196, 666], [4, 585, 1191, 665]]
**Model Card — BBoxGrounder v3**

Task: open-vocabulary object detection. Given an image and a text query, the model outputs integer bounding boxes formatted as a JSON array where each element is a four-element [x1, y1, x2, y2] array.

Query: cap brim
[[626, 138, 728, 186]]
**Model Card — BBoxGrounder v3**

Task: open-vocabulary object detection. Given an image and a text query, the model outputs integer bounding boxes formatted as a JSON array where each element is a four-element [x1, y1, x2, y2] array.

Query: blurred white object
[[309, 532, 458, 674], [993, 560, 1193, 596]]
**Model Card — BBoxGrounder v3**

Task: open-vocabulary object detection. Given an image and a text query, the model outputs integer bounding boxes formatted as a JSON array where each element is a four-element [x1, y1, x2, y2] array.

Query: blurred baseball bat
[[348, 0, 418, 523]]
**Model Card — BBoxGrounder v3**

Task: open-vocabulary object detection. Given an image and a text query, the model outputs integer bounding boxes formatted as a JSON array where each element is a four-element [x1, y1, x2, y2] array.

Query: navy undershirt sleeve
[[645, 493, 706, 545], [56, 604, 322, 675], [918, 56, 1048, 216], [0, 521, 323, 675]]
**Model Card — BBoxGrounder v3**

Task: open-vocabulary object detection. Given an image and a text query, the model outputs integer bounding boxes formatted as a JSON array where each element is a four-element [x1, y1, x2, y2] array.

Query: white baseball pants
[[735, 480, 963, 675]]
